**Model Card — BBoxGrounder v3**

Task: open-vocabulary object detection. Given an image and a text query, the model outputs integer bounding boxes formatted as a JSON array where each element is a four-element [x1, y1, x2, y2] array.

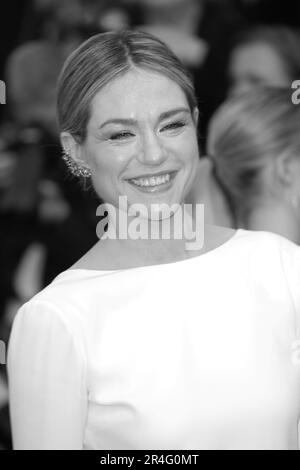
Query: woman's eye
[[161, 121, 186, 132], [109, 131, 134, 141]]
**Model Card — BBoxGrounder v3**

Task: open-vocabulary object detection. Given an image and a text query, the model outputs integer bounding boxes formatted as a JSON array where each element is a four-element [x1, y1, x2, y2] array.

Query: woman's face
[[79, 69, 199, 216], [229, 42, 291, 90]]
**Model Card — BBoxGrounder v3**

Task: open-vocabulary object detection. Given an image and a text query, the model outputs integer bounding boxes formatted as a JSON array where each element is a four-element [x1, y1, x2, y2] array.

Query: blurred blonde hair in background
[[207, 85, 300, 225]]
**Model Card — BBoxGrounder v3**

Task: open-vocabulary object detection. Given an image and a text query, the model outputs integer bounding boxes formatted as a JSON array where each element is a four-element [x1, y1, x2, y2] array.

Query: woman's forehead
[[89, 69, 189, 123]]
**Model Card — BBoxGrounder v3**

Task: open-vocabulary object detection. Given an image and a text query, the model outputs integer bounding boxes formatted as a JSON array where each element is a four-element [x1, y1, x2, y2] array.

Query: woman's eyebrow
[[98, 108, 190, 130], [99, 118, 138, 129], [159, 107, 190, 121]]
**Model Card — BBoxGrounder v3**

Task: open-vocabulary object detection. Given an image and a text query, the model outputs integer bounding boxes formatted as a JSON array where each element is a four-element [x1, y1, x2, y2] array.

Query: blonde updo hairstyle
[[57, 30, 198, 145], [207, 86, 300, 225]]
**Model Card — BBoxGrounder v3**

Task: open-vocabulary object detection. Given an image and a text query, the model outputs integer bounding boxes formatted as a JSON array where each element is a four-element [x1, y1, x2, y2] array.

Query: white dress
[[7, 229, 300, 450]]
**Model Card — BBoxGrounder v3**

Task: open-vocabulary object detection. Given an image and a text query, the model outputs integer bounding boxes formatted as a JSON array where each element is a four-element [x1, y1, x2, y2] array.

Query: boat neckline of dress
[[56, 229, 246, 277]]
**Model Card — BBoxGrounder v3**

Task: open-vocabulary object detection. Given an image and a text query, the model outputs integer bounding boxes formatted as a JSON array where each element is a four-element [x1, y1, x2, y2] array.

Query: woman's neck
[[71, 209, 236, 271], [144, 0, 203, 34], [102, 203, 205, 266], [245, 202, 300, 245]]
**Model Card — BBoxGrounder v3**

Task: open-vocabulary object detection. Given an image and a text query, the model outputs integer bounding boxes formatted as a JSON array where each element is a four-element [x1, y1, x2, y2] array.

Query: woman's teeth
[[130, 173, 171, 187]]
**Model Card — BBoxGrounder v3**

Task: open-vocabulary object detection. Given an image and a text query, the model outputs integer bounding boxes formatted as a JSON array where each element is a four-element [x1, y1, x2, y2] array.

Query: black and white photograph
[[0, 0, 300, 453]]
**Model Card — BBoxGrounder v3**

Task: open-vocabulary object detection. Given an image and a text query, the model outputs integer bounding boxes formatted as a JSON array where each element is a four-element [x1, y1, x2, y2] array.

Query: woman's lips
[[126, 171, 178, 194]]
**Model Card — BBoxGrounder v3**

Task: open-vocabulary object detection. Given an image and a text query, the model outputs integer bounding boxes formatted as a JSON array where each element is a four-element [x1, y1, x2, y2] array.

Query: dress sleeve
[[7, 300, 88, 450]]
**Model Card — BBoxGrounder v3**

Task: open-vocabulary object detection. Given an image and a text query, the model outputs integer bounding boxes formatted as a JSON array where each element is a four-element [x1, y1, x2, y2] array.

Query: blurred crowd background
[[1, 0, 300, 450]]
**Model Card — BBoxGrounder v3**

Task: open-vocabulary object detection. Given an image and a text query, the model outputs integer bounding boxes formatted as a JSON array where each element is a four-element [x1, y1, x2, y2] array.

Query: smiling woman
[[7, 31, 300, 450], [57, 30, 201, 246], [73, 70, 198, 209]]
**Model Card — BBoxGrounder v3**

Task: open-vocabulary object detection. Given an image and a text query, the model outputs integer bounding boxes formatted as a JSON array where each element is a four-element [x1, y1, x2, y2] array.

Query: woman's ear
[[60, 132, 90, 169]]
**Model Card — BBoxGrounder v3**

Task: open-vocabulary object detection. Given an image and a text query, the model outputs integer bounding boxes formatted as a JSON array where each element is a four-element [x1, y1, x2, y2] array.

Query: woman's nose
[[137, 131, 167, 166]]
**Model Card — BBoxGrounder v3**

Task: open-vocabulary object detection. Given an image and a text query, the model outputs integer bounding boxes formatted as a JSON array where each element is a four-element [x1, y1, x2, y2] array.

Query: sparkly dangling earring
[[62, 150, 92, 179]]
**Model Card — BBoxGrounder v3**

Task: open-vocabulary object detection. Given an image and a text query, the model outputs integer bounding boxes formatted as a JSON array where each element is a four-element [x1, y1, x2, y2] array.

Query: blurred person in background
[[228, 26, 300, 91], [207, 86, 300, 244], [187, 25, 300, 226]]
